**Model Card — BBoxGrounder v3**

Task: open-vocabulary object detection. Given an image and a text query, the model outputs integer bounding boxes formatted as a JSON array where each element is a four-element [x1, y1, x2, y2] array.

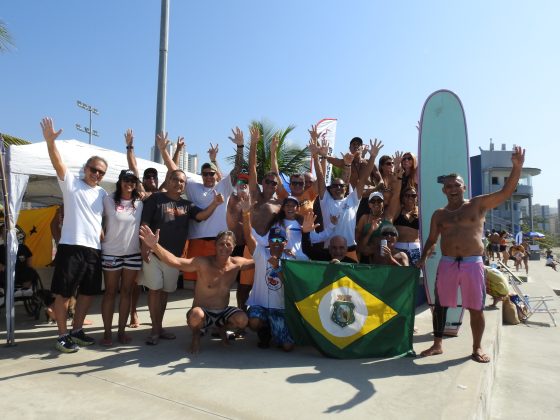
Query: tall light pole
[[153, 0, 170, 164], [76, 100, 99, 144]]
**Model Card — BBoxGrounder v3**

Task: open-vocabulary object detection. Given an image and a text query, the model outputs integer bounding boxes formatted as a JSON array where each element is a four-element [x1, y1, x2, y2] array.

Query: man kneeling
[[140, 227, 254, 353]]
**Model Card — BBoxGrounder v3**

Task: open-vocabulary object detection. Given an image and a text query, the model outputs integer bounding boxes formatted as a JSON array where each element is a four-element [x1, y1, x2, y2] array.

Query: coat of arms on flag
[[283, 260, 419, 359]]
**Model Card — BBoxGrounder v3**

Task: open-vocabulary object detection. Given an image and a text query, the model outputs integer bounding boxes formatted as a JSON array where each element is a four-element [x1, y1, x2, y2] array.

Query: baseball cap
[[268, 226, 287, 242], [283, 196, 299, 206], [201, 162, 218, 172], [143, 167, 158, 178], [369, 191, 384, 201], [119, 169, 138, 182]]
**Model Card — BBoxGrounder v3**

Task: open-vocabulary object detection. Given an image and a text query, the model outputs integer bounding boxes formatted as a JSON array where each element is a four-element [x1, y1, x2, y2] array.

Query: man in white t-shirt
[[41, 117, 108, 353], [309, 128, 382, 261]]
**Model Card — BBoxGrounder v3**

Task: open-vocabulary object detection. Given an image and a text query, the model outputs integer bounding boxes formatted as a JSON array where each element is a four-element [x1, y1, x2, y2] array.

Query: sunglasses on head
[[202, 171, 216, 177], [290, 181, 304, 186], [264, 179, 278, 186], [382, 232, 398, 237], [87, 166, 106, 176], [270, 237, 284, 243]]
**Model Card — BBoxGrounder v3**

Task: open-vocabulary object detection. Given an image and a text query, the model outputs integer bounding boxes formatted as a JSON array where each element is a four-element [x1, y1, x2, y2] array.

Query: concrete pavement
[[1, 256, 558, 420]]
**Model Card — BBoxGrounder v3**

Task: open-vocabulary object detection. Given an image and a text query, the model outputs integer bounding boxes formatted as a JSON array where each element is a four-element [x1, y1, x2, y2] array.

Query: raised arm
[[125, 129, 139, 177], [172, 136, 184, 166], [228, 126, 245, 185], [341, 152, 354, 185], [248, 124, 260, 197], [356, 139, 383, 197], [477, 146, 525, 210], [207, 142, 223, 181], [269, 133, 286, 195], [240, 193, 257, 254], [308, 125, 327, 199], [139, 225, 199, 272], [385, 151, 404, 222], [156, 132, 179, 172], [41, 118, 66, 180]]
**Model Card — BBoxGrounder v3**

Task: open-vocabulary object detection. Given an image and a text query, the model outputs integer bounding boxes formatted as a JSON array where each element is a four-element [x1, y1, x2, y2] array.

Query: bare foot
[[129, 312, 140, 328], [471, 349, 490, 363], [100, 337, 113, 347], [190, 333, 201, 354], [420, 345, 443, 357], [83, 319, 93, 326], [118, 332, 132, 344], [218, 328, 231, 347]]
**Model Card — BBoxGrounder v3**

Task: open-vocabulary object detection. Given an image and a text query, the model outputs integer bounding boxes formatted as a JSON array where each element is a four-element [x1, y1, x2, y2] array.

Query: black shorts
[[51, 244, 102, 298]]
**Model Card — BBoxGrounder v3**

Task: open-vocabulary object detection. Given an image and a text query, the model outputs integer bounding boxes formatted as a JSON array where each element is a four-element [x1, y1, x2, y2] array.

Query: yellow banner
[[17, 206, 58, 267]]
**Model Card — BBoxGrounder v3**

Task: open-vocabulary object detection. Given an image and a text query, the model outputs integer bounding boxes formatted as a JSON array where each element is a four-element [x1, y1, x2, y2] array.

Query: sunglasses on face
[[202, 171, 216, 177], [270, 237, 285, 243], [87, 166, 106, 176], [144, 175, 157, 180], [383, 161, 394, 166], [331, 184, 347, 189], [404, 193, 417, 198], [370, 199, 383, 204], [290, 181, 304, 187], [264, 179, 278, 186], [382, 232, 398, 237], [402, 156, 413, 161], [122, 177, 137, 183]]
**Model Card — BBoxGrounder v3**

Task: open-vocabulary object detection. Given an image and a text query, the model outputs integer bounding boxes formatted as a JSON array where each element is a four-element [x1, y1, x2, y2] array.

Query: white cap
[[368, 191, 384, 201]]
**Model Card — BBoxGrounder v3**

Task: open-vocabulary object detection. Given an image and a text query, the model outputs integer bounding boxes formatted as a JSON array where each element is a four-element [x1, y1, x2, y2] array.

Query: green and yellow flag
[[283, 260, 419, 359]]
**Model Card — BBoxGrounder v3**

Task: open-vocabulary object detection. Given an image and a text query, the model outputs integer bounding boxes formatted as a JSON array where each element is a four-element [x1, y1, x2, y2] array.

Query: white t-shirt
[[246, 243, 295, 310], [59, 170, 107, 249], [185, 175, 234, 239], [101, 194, 143, 256], [320, 189, 359, 247]]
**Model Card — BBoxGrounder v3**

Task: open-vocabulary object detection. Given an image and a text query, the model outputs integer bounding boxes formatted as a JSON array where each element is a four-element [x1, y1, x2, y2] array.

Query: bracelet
[[344, 164, 351, 167], [211, 160, 217, 163], [237, 145, 244, 148], [126, 146, 134, 150]]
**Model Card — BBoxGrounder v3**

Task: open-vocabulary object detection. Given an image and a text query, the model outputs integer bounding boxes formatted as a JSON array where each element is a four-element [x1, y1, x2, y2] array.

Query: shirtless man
[[139, 227, 254, 354], [418, 146, 525, 363]]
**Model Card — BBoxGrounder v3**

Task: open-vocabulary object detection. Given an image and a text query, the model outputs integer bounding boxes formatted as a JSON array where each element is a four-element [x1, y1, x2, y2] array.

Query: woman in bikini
[[393, 185, 421, 266]]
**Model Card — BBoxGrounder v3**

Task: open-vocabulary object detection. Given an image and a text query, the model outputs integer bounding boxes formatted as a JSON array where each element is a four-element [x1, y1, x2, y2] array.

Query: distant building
[[151, 144, 198, 174], [470, 140, 541, 234], [532, 204, 550, 232]]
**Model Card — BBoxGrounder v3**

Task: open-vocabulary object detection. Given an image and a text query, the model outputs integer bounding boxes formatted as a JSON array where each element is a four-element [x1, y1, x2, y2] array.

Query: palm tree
[[0, 20, 14, 52], [227, 119, 310, 181]]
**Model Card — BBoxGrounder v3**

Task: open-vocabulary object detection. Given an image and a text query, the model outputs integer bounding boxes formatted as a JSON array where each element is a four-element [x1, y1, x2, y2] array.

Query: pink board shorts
[[435, 256, 485, 311]]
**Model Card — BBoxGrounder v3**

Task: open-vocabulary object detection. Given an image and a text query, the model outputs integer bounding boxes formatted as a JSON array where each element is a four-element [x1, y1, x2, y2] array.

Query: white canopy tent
[[3, 139, 201, 343]]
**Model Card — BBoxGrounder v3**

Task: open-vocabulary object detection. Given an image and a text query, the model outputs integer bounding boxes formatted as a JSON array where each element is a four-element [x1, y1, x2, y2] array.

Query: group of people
[[39, 117, 525, 363]]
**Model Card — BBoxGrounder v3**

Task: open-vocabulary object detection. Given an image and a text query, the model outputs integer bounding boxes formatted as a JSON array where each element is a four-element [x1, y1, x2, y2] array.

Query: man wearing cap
[[41, 117, 108, 353], [155, 129, 244, 283], [370, 225, 409, 266], [240, 195, 296, 351], [310, 132, 383, 261]]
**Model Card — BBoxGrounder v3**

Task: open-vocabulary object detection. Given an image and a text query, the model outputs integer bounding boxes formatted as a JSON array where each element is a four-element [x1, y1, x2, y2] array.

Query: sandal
[[145, 335, 159, 345], [159, 330, 176, 340]]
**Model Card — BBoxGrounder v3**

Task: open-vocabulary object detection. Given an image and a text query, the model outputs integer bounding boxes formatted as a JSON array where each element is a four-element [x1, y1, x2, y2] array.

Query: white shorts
[[138, 256, 179, 293]]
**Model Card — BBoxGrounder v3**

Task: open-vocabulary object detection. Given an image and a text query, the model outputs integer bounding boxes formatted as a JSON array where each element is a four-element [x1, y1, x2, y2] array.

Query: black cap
[[119, 169, 139, 181], [143, 167, 158, 178]]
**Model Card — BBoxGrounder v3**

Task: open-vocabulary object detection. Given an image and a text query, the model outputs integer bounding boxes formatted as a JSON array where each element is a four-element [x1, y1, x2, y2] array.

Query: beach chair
[[499, 261, 557, 327]]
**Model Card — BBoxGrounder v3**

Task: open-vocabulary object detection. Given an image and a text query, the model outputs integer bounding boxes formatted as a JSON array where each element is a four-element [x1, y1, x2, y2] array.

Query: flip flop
[[145, 335, 159, 345], [471, 352, 490, 363], [159, 331, 176, 340]]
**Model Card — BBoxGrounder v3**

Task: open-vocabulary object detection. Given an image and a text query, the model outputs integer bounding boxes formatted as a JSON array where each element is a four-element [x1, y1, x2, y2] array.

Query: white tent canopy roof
[[9, 139, 201, 205]]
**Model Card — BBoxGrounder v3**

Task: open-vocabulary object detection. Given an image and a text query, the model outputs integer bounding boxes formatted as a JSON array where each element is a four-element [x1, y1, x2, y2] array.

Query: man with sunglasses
[[41, 117, 108, 353], [418, 146, 525, 363], [311, 128, 383, 261], [240, 194, 296, 351], [370, 225, 409, 266], [155, 130, 243, 283]]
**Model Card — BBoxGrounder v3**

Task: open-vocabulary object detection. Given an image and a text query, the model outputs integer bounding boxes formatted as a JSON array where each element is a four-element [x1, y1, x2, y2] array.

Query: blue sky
[[1, 1, 558, 207]]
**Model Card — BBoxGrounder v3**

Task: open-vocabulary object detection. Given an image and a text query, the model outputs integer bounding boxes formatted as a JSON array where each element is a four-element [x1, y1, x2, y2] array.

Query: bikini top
[[394, 212, 419, 230]]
